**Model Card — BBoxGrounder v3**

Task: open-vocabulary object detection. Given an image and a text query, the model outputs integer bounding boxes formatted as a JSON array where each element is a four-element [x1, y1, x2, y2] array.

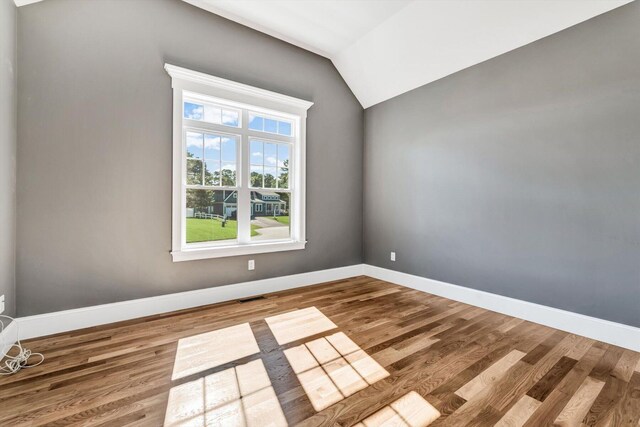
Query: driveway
[[252, 217, 289, 240], [252, 217, 282, 228], [252, 226, 290, 240]]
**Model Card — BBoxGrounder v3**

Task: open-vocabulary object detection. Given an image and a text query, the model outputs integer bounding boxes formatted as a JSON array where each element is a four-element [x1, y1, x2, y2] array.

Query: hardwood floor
[[1, 276, 639, 426]]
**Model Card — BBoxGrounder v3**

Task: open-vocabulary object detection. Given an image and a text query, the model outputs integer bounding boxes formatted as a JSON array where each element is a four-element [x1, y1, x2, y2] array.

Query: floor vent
[[237, 295, 266, 303]]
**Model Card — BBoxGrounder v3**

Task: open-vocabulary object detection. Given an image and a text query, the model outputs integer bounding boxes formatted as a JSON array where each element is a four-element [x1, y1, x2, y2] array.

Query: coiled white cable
[[0, 315, 44, 375]]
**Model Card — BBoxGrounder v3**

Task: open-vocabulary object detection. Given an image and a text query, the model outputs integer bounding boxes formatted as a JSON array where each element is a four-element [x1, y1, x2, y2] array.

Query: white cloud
[[186, 106, 204, 120], [204, 137, 221, 151]]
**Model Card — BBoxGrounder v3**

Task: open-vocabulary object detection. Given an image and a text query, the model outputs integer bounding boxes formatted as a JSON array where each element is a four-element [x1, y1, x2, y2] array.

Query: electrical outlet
[[248, 260, 255, 271], [390, 252, 396, 262], [0, 294, 4, 315]]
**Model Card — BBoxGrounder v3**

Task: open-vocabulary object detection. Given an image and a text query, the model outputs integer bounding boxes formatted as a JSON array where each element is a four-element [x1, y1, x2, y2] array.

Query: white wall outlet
[[390, 251, 396, 262], [248, 260, 255, 271], [0, 294, 4, 315]]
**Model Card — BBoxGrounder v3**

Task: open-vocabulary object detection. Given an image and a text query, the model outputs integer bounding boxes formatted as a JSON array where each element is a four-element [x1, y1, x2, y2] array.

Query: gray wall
[[0, 0, 17, 318], [17, 0, 363, 316], [364, 2, 640, 328]]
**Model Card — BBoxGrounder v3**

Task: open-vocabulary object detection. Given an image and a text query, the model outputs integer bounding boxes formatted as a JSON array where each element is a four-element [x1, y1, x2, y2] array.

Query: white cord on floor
[[0, 315, 44, 375]]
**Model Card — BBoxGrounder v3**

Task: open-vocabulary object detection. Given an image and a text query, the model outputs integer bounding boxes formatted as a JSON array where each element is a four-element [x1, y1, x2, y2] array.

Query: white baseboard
[[364, 265, 640, 352], [1, 320, 18, 360], [16, 264, 365, 340], [13, 263, 640, 353]]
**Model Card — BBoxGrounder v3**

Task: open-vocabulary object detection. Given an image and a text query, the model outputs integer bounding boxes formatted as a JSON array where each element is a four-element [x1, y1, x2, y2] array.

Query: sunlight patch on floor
[[284, 331, 389, 411], [171, 323, 260, 380], [265, 306, 337, 345], [354, 391, 441, 427], [164, 359, 287, 427]]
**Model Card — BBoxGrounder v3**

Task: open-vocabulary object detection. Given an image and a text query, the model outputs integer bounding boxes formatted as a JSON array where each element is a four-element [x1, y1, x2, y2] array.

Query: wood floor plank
[[455, 350, 526, 400], [0, 276, 637, 427], [495, 395, 541, 427], [607, 371, 640, 426], [522, 342, 606, 427], [554, 376, 606, 426], [612, 350, 640, 382], [526, 356, 577, 402]]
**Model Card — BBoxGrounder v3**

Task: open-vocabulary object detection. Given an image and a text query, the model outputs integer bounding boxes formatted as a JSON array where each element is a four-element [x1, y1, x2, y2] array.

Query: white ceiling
[[184, 0, 633, 108], [182, 0, 412, 58], [16, 0, 634, 107]]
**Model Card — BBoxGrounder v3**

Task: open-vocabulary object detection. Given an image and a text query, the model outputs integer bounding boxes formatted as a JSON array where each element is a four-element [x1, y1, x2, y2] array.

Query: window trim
[[166, 64, 313, 262]]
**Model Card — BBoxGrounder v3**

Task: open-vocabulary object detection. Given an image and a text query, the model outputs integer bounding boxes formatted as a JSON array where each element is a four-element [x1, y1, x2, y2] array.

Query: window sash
[[181, 101, 295, 248], [167, 63, 311, 261]]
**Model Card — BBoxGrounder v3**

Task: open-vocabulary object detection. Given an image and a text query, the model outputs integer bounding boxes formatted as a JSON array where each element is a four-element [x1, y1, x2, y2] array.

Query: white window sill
[[171, 240, 306, 262]]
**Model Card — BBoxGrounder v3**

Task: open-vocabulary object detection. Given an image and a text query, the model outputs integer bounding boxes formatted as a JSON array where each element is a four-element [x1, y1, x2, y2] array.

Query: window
[[249, 113, 293, 136], [166, 64, 313, 261]]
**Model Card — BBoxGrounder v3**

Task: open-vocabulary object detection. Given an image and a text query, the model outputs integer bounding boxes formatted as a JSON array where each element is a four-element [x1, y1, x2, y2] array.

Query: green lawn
[[186, 218, 258, 243], [273, 215, 290, 225]]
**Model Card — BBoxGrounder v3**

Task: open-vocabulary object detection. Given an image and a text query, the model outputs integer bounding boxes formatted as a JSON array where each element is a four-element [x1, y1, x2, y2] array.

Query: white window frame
[[165, 64, 313, 261]]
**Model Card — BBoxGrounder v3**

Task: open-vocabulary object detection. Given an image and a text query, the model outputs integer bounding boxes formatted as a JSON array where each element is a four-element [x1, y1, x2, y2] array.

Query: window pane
[[203, 105, 221, 124], [185, 101, 239, 127], [204, 134, 220, 160], [250, 165, 263, 187], [250, 140, 263, 165], [264, 143, 277, 167], [187, 159, 203, 185], [277, 145, 289, 166], [251, 191, 290, 241], [277, 167, 289, 189], [221, 163, 236, 186], [249, 115, 264, 131], [186, 189, 238, 243], [278, 121, 292, 136], [222, 110, 239, 127], [205, 161, 220, 186], [184, 102, 203, 120], [277, 145, 290, 189], [265, 118, 278, 133], [264, 167, 277, 188], [221, 137, 236, 162], [186, 132, 203, 159]]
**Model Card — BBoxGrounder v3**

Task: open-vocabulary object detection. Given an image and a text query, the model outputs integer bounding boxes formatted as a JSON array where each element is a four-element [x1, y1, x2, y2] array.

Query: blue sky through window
[[186, 132, 203, 158], [248, 114, 292, 136], [278, 121, 292, 136], [265, 118, 278, 133], [184, 102, 203, 120], [221, 138, 236, 162], [249, 115, 264, 131], [204, 135, 220, 159], [184, 101, 240, 127]]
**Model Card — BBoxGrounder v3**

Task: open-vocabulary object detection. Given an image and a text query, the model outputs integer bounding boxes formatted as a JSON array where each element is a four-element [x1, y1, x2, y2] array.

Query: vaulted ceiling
[[183, 0, 633, 108], [14, 0, 634, 107]]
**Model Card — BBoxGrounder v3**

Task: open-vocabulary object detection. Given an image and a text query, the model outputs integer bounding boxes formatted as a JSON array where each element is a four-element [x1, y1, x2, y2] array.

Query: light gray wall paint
[[17, 0, 363, 316], [0, 0, 17, 318], [364, 2, 640, 328]]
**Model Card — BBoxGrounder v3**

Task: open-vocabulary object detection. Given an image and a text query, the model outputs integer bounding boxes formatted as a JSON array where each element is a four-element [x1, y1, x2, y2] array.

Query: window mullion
[[237, 111, 251, 244]]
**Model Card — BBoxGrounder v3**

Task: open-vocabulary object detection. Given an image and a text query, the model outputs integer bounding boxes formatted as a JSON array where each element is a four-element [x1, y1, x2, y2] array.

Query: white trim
[[172, 240, 306, 262], [167, 64, 310, 261], [12, 264, 638, 351], [15, 264, 365, 340], [0, 320, 18, 360], [165, 64, 314, 111], [364, 265, 640, 352]]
